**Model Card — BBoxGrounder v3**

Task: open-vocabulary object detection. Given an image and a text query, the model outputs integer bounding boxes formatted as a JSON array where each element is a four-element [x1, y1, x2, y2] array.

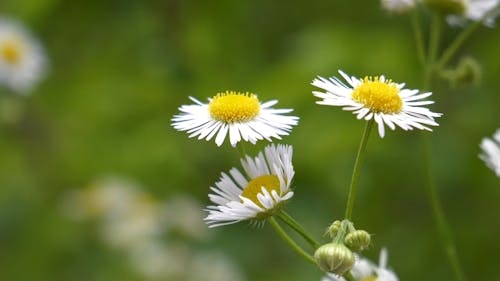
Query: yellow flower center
[[361, 277, 377, 281], [352, 76, 403, 114], [1, 40, 23, 65], [209, 91, 261, 123], [241, 175, 280, 208]]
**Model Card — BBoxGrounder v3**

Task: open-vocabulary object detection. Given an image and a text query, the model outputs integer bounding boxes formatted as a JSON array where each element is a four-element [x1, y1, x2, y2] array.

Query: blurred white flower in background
[[479, 128, 500, 177], [381, 0, 416, 14], [0, 17, 47, 94], [447, 0, 500, 27], [61, 176, 246, 281]]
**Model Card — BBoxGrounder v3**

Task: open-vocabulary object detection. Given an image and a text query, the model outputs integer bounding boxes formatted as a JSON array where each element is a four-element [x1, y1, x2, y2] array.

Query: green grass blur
[[0, 0, 499, 280]]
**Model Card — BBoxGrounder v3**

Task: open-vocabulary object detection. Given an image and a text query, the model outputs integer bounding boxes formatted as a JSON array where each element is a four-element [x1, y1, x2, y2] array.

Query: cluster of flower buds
[[313, 220, 371, 276]]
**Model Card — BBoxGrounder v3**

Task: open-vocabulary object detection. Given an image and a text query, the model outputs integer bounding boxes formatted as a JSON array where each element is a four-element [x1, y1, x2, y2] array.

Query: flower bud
[[345, 230, 371, 252], [423, 0, 467, 15], [314, 243, 355, 275], [326, 220, 342, 239]]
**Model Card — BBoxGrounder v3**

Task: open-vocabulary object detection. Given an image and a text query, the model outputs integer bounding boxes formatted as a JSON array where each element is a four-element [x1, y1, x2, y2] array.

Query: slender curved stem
[[268, 217, 316, 265], [428, 13, 442, 66], [436, 22, 481, 70], [411, 9, 426, 66], [421, 134, 466, 281], [436, 6, 500, 70], [278, 211, 321, 249], [344, 120, 374, 220]]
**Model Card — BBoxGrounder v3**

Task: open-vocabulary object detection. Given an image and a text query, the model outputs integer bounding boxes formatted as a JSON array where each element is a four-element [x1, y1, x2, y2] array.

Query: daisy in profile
[[0, 18, 47, 94], [312, 70, 442, 138], [446, 0, 500, 27], [205, 144, 294, 227], [479, 128, 500, 177], [171, 91, 299, 147], [322, 248, 398, 281]]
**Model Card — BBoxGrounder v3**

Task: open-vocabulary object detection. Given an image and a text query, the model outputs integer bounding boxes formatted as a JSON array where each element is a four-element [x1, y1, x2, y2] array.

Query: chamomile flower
[[479, 128, 500, 177], [446, 0, 500, 27], [205, 144, 294, 227], [322, 248, 398, 281], [171, 91, 299, 147], [0, 18, 47, 93], [312, 70, 442, 138]]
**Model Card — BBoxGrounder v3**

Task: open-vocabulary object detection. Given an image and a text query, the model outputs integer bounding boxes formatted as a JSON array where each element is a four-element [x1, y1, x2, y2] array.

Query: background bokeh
[[0, 0, 499, 280]]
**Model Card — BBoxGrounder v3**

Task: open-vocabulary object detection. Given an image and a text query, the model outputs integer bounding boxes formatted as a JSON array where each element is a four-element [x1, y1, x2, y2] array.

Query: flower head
[[479, 128, 500, 177], [312, 70, 442, 138], [205, 144, 294, 227], [172, 91, 299, 147], [446, 0, 500, 27], [0, 18, 47, 93], [321, 248, 398, 281]]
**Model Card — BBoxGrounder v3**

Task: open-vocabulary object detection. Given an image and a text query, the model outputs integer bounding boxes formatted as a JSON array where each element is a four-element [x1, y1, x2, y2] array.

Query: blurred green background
[[0, 0, 499, 280]]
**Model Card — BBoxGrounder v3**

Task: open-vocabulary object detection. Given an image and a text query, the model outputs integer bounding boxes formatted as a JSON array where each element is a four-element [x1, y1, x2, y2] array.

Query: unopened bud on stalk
[[326, 220, 342, 239], [345, 230, 371, 252], [423, 0, 467, 15], [314, 243, 355, 275]]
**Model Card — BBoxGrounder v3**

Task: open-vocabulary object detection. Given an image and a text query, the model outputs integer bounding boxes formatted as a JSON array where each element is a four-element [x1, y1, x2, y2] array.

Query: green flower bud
[[423, 0, 467, 15], [314, 243, 355, 275], [345, 230, 371, 252], [326, 220, 342, 239], [440, 56, 482, 87]]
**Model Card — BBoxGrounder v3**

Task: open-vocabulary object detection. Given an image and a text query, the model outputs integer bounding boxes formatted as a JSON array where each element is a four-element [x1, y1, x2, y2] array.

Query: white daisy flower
[[312, 70, 442, 138], [171, 91, 299, 147], [0, 18, 47, 93], [381, 0, 416, 14], [446, 0, 500, 27], [322, 248, 398, 281], [479, 128, 500, 177], [205, 144, 294, 227]]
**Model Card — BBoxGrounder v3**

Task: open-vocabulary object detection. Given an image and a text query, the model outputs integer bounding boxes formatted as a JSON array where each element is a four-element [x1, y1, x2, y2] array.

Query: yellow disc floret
[[1, 40, 23, 65], [352, 76, 403, 114], [209, 91, 261, 123], [241, 175, 280, 208], [360, 277, 377, 281]]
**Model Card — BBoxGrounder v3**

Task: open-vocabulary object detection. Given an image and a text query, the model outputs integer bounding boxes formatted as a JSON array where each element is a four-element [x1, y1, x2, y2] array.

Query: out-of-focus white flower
[[381, 0, 416, 14], [129, 241, 189, 280], [447, 0, 500, 27], [162, 195, 209, 240], [322, 248, 398, 281], [187, 252, 246, 281], [479, 128, 500, 177], [61, 177, 246, 281], [0, 18, 47, 93], [172, 91, 299, 147]]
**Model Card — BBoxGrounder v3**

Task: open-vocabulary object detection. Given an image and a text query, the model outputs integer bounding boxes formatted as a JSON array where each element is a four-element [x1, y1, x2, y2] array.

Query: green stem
[[344, 120, 374, 220], [411, 9, 426, 67], [428, 13, 442, 66], [421, 134, 466, 281], [268, 217, 316, 265], [278, 211, 321, 249], [436, 20, 481, 70], [435, 5, 500, 70]]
